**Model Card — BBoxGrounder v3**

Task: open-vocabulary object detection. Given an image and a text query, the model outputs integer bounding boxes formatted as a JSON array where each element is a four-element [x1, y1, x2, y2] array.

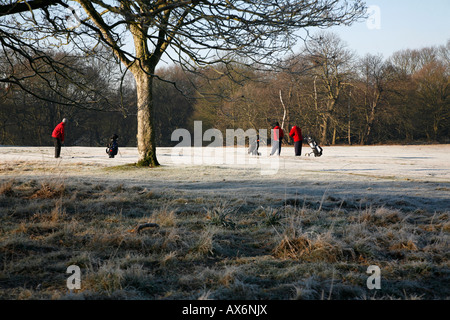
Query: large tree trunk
[[135, 70, 160, 167]]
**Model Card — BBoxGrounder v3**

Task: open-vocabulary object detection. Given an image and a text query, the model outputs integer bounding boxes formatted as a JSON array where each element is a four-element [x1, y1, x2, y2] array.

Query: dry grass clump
[[205, 204, 236, 229], [187, 229, 215, 257], [352, 206, 402, 227], [29, 181, 66, 199], [273, 233, 344, 263], [389, 239, 418, 252], [274, 236, 312, 260], [151, 205, 177, 227], [0, 180, 15, 197]]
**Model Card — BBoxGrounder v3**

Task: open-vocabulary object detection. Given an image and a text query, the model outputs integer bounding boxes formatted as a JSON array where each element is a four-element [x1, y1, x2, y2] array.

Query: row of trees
[[0, 48, 134, 147], [0, 0, 367, 166], [191, 33, 450, 146], [1, 33, 449, 147], [0, 48, 196, 147]]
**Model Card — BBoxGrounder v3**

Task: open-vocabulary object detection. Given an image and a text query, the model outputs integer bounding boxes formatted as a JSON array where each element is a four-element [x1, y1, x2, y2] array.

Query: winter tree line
[[1, 32, 449, 148]]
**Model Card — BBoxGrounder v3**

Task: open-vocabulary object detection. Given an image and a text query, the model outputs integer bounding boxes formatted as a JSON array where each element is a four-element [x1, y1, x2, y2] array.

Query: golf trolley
[[304, 136, 323, 157]]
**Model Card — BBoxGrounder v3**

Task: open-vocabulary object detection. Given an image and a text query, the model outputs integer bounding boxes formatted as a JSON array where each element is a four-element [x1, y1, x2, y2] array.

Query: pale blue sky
[[326, 0, 450, 58], [122, 0, 450, 66]]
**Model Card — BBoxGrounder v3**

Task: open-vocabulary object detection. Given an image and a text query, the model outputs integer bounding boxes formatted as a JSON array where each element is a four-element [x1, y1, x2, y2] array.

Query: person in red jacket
[[289, 125, 303, 156], [51, 118, 67, 158], [270, 122, 284, 156]]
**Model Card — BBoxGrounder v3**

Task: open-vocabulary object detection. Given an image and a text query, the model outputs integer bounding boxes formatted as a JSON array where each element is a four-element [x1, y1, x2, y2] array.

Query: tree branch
[[0, 0, 60, 16]]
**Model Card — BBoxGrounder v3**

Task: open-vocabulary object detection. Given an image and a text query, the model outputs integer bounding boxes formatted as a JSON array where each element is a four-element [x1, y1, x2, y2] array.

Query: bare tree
[[357, 53, 391, 144], [413, 60, 449, 140], [0, 0, 366, 166], [304, 32, 355, 145]]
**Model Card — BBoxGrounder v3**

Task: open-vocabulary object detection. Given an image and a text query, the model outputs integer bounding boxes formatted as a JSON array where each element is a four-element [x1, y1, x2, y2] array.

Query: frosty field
[[2, 144, 449, 213], [0, 144, 449, 300]]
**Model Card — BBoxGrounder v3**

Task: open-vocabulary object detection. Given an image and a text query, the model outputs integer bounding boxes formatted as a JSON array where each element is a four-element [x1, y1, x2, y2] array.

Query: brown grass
[[0, 180, 15, 197], [28, 181, 66, 199], [274, 234, 344, 263], [0, 176, 448, 300]]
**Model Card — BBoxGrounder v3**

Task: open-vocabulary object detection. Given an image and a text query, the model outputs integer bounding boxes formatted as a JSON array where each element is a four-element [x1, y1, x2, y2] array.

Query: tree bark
[[135, 70, 160, 167], [128, 15, 162, 167], [364, 91, 381, 144], [321, 114, 329, 145]]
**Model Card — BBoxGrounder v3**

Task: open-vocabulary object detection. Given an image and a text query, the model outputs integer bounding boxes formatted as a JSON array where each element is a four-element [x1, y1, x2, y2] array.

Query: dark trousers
[[53, 138, 61, 158], [270, 140, 282, 156], [294, 141, 302, 156]]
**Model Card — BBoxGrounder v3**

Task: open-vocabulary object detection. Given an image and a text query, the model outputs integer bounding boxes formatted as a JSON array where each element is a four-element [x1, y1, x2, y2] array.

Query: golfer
[[51, 118, 67, 158]]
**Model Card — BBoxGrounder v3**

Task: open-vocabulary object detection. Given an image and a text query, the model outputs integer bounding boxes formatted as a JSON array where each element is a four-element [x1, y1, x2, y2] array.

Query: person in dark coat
[[248, 134, 260, 156], [51, 118, 67, 158], [270, 122, 284, 156], [106, 134, 119, 158], [289, 125, 303, 156]]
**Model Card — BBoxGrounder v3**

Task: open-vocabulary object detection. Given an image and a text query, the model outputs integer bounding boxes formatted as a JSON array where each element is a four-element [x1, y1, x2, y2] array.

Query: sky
[[324, 0, 450, 58], [114, 0, 450, 66]]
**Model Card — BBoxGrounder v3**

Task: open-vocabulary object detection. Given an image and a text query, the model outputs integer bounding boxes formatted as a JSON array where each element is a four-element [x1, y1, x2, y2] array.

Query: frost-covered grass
[[0, 145, 449, 299]]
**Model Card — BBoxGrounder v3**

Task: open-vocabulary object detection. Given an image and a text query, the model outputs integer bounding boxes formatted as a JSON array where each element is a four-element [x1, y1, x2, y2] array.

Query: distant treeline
[[1, 33, 449, 147]]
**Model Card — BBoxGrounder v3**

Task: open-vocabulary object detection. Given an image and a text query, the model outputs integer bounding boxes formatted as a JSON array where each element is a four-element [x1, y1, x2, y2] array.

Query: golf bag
[[248, 135, 261, 156], [106, 134, 119, 158], [304, 136, 323, 157]]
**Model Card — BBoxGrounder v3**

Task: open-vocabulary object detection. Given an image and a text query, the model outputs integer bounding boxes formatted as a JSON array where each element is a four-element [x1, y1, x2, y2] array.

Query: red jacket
[[273, 126, 284, 141], [52, 122, 65, 142], [289, 126, 303, 142]]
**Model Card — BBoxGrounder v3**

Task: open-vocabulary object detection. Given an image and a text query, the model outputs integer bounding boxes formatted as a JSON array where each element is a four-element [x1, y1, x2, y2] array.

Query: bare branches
[[0, 0, 60, 16], [0, 0, 366, 95], [0, 0, 366, 165]]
